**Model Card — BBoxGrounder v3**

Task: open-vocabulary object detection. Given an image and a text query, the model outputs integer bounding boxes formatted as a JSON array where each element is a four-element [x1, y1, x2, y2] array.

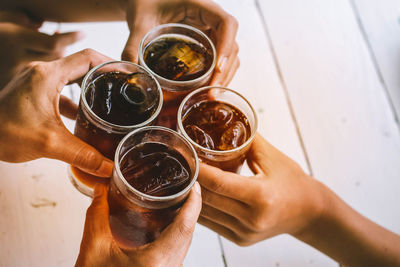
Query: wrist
[[292, 178, 340, 241]]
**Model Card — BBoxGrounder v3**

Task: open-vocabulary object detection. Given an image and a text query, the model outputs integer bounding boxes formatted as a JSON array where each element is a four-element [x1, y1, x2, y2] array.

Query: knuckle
[[121, 50, 136, 61], [234, 43, 239, 53], [178, 218, 195, 237], [28, 62, 48, 78], [245, 231, 262, 245], [235, 238, 253, 247], [209, 179, 224, 193], [74, 148, 101, 170], [80, 48, 97, 58], [41, 129, 59, 152], [227, 14, 239, 30], [248, 215, 266, 232]]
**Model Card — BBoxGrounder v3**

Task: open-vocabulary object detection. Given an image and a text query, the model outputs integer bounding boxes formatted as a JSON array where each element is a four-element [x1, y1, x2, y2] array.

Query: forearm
[[295, 182, 400, 266], [0, 0, 130, 22]]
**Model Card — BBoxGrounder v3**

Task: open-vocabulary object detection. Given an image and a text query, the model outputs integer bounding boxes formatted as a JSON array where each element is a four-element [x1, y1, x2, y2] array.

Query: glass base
[[68, 165, 94, 197]]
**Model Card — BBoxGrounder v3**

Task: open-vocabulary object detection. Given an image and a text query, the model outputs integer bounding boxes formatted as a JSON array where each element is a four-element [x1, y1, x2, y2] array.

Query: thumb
[[122, 16, 156, 63], [84, 183, 112, 235], [151, 182, 202, 262], [47, 127, 113, 177], [246, 133, 288, 175]]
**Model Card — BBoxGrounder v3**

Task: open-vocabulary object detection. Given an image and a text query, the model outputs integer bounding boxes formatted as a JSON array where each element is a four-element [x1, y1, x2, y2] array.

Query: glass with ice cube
[[177, 86, 258, 173], [108, 126, 199, 248], [69, 61, 163, 197], [139, 23, 216, 129]]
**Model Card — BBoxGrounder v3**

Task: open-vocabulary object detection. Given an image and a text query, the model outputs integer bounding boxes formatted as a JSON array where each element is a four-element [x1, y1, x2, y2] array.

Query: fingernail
[[217, 56, 228, 72], [193, 182, 201, 195], [96, 160, 114, 177]]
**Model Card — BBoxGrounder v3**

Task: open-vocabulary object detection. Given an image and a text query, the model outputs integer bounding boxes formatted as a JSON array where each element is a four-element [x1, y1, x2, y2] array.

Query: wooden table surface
[[1, 0, 400, 266]]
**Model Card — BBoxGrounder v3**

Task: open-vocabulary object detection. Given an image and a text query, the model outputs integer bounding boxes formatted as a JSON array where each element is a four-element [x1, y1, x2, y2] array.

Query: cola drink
[[183, 101, 251, 151], [69, 62, 162, 197], [143, 36, 213, 81], [109, 142, 191, 247], [108, 126, 198, 248], [139, 24, 216, 129], [84, 71, 159, 126], [178, 87, 258, 173]]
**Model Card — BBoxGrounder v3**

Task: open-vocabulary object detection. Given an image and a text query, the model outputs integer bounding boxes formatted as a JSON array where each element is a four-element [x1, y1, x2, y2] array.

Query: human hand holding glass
[[76, 182, 202, 267], [198, 133, 400, 266], [122, 0, 239, 86], [0, 49, 113, 177]]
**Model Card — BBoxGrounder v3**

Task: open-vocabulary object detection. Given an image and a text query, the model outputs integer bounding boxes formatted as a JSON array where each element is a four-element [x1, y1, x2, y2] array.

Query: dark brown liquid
[[72, 71, 160, 188], [120, 142, 191, 196], [182, 101, 251, 173], [143, 36, 213, 81], [85, 71, 159, 125], [144, 36, 214, 129], [108, 143, 191, 247], [183, 101, 251, 150]]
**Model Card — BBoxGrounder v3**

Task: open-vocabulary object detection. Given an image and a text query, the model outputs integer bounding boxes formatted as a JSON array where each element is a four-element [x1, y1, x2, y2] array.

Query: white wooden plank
[[350, 0, 400, 123], [259, 0, 400, 238], [0, 160, 90, 267], [213, 0, 337, 266]]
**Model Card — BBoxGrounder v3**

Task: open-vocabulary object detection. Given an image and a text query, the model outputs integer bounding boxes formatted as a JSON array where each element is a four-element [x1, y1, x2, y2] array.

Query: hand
[[0, 10, 83, 88], [197, 133, 327, 246], [122, 0, 239, 86], [76, 182, 202, 267], [0, 49, 114, 177]]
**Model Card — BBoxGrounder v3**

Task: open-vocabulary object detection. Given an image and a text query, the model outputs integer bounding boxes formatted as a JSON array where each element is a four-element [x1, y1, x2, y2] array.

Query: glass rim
[[177, 86, 259, 155], [138, 23, 217, 90], [81, 60, 163, 130], [113, 126, 199, 202]]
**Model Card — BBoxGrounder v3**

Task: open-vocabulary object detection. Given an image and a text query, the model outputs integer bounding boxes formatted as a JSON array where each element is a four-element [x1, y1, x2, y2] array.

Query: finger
[[59, 95, 78, 120], [198, 216, 244, 245], [21, 29, 84, 53], [222, 56, 240, 87], [0, 10, 43, 29], [53, 49, 113, 88], [24, 49, 65, 63], [122, 16, 156, 63], [84, 183, 112, 237], [246, 133, 277, 175], [150, 182, 202, 260], [47, 127, 114, 177], [202, 187, 249, 220], [211, 42, 239, 86], [198, 163, 256, 203], [201, 204, 253, 238], [214, 14, 239, 80]]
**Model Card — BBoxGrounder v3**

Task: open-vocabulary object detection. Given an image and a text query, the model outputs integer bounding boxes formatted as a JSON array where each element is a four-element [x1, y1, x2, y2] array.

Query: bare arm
[[295, 183, 400, 266], [199, 134, 400, 266], [1, 0, 240, 86], [0, 0, 127, 22]]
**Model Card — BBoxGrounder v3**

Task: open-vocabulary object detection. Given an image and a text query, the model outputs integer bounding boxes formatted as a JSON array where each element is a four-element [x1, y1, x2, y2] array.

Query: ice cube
[[118, 72, 158, 113], [219, 121, 248, 150], [123, 151, 189, 196], [198, 103, 234, 126], [158, 43, 206, 80], [185, 125, 215, 149]]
